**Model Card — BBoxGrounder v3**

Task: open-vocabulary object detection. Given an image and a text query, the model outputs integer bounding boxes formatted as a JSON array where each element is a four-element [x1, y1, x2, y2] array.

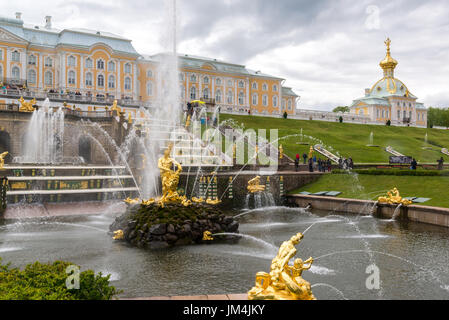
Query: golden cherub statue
[[0, 151, 8, 169], [248, 233, 315, 300], [124, 197, 140, 205], [202, 231, 214, 241], [158, 143, 183, 205], [308, 146, 314, 159], [247, 176, 265, 193], [378, 187, 412, 206], [18, 97, 36, 112], [279, 145, 284, 159], [113, 230, 124, 240]]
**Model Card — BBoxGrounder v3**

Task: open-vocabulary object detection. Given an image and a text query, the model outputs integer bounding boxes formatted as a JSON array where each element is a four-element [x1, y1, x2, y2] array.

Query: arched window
[[262, 83, 268, 91], [238, 91, 244, 105], [227, 90, 233, 104], [288, 100, 292, 110], [215, 90, 222, 103], [252, 82, 257, 90], [108, 61, 115, 72], [216, 78, 222, 86], [28, 55, 36, 65], [28, 69, 36, 84], [97, 74, 104, 87], [203, 76, 209, 84], [85, 72, 92, 86], [147, 70, 153, 78], [12, 50, 20, 62], [147, 82, 153, 96], [68, 55, 76, 67], [273, 84, 278, 92], [68, 70, 76, 85], [409, 111, 412, 119], [124, 63, 131, 73], [252, 94, 258, 105], [108, 75, 115, 89], [0, 65, 2, 77], [397, 110, 401, 119], [44, 71, 53, 86], [262, 94, 268, 106], [12, 66, 20, 79], [377, 109, 379, 118], [273, 95, 278, 107], [403, 110, 406, 118], [382, 110, 385, 118], [238, 80, 244, 88], [85, 58, 93, 68], [45, 57, 52, 67], [190, 74, 196, 82], [282, 99, 286, 109], [227, 80, 233, 87], [203, 88, 209, 99], [97, 59, 104, 70], [190, 86, 196, 100], [124, 77, 131, 90]]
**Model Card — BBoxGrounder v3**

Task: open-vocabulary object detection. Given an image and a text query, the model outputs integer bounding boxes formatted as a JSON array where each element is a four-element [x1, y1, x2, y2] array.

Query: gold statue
[[206, 198, 222, 205], [18, 97, 36, 112], [248, 233, 315, 300], [158, 143, 183, 205], [124, 197, 140, 205], [0, 151, 8, 169], [378, 187, 412, 206], [247, 176, 265, 193], [142, 198, 155, 206], [202, 231, 214, 241], [308, 146, 314, 159], [185, 115, 191, 129], [192, 197, 205, 204], [113, 230, 124, 240], [279, 145, 284, 159], [110, 100, 120, 115]]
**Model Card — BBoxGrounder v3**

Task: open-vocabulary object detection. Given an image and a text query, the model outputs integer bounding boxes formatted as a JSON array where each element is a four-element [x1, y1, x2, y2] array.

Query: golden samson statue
[[247, 176, 265, 193], [248, 232, 316, 300], [18, 97, 36, 112]]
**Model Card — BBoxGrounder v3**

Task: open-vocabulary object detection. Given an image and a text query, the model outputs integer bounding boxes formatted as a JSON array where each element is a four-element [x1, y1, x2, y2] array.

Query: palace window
[[108, 61, 115, 72], [252, 94, 258, 105], [97, 59, 105, 70], [11, 66, 20, 79], [227, 80, 233, 87], [203, 88, 209, 99], [28, 55, 36, 65], [282, 99, 286, 109], [190, 86, 196, 100], [273, 84, 278, 92], [397, 110, 401, 119], [0, 65, 2, 77], [409, 111, 412, 119], [403, 110, 406, 118], [108, 75, 115, 89], [418, 113, 420, 121], [147, 82, 153, 96], [262, 95, 268, 106], [85, 72, 93, 86], [12, 51, 20, 62], [216, 78, 221, 86], [124, 77, 131, 90], [190, 74, 196, 82], [238, 91, 244, 105], [288, 100, 292, 110], [44, 71, 52, 85], [68, 70, 76, 85], [45, 57, 53, 67], [382, 110, 384, 118], [28, 69, 36, 84], [262, 83, 268, 91], [252, 82, 257, 90], [68, 56, 76, 67], [147, 70, 153, 78], [203, 76, 209, 84], [227, 89, 233, 104], [377, 109, 379, 118], [85, 58, 93, 68], [179, 73, 184, 81], [97, 74, 104, 87], [238, 80, 244, 88], [124, 63, 132, 73], [215, 90, 222, 103], [0, 50, 3, 60], [273, 95, 278, 107]]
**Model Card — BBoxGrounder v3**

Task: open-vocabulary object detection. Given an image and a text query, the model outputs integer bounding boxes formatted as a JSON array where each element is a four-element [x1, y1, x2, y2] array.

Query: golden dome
[[379, 38, 398, 72]]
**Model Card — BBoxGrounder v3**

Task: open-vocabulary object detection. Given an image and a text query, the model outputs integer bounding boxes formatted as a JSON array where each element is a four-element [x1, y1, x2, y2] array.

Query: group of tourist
[[294, 154, 332, 173], [338, 157, 354, 170]]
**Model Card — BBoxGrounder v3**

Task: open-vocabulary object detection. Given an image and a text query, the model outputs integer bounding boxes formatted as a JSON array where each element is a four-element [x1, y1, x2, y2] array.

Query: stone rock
[[227, 221, 239, 232], [165, 233, 178, 244], [167, 224, 175, 234], [127, 230, 137, 240], [223, 217, 234, 225], [150, 223, 167, 235], [127, 220, 137, 229], [175, 237, 193, 246], [148, 241, 170, 249], [182, 224, 191, 233]]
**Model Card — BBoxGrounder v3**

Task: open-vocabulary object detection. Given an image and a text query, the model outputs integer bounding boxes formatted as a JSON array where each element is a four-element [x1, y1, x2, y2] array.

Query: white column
[[211, 76, 215, 101], [133, 62, 138, 99], [234, 80, 237, 109], [20, 49, 26, 80], [117, 59, 121, 95], [80, 54, 84, 90], [38, 53, 43, 89], [198, 74, 202, 99], [6, 48, 11, 77], [246, 78, 249, 108], [186, 73, 189, 100], [60, 52, 66, 88]]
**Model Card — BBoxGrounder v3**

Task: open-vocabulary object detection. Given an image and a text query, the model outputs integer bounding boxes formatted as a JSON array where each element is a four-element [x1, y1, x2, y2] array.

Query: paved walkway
[[121, 294, 248, 300]]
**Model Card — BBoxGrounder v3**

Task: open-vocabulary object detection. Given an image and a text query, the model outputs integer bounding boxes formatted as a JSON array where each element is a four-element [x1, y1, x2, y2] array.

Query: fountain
[[367, 132, 379, 147]]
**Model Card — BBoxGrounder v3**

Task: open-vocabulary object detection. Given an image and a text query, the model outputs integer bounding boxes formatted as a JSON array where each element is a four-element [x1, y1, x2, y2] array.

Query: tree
[[333, 106, 350, 113]]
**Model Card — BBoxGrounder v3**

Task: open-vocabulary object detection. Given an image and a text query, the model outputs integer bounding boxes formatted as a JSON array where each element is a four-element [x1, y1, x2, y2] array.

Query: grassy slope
[[220, 114, 449, 163], [289, 174, 449, 208]]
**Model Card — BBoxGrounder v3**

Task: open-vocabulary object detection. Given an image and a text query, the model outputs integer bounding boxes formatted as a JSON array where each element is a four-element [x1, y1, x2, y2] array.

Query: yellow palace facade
[[0, 13, 298, 118]]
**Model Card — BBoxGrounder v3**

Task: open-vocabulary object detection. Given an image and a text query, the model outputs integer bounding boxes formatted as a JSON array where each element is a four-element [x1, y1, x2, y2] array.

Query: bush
[[0, 259, 120, 300], [332, 168, 449, 176]]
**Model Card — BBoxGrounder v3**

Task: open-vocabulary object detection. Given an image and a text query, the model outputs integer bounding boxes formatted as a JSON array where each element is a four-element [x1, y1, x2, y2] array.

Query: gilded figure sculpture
[[247, 176, 265, 193], [18, 97, 36, 112], [113, 230, 124, 240], [0, 151, 8, 169], [378, 187, 412, 206], [308, 146, 314, 159], [248, 232, 315, 300], [202, 231, 214, 241], [279, 145, 284, 159], [158, 143, 183, 205]]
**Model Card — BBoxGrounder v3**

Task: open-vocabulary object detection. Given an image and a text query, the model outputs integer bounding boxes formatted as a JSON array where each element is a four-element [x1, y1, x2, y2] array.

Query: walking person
[[308, 157, 314, 173], [294, 156, 299, 172], [411, 158, 418, 170], [327, 158, 332, 172], [437, 157, 444, 170], [302, 153, 307, 164]]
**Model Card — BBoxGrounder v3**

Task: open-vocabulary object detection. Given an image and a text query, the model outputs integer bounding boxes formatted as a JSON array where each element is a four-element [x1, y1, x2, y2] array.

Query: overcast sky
[[3, 0, 449, 110]]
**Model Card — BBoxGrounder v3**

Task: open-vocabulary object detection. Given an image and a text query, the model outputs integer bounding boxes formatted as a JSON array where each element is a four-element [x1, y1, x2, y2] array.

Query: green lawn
[[219, 114, 449, 164], [289, 174, 449, 208]]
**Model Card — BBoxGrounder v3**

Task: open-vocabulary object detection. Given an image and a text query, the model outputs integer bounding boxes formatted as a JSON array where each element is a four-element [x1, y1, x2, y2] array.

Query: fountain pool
[[1, 206, 449, 300]]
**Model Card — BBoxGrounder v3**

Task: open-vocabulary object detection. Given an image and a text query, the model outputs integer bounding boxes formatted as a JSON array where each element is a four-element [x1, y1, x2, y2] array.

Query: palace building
[[350, 38, 427, 127], [0, 13, 298, 118]]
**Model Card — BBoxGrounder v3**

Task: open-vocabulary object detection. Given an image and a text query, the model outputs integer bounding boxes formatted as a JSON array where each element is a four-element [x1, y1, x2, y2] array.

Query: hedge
[[331, 169, 449, 176]]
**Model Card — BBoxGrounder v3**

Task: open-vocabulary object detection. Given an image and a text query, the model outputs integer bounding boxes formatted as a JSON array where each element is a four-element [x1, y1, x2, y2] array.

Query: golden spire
[[379, 37, 398, 77]]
